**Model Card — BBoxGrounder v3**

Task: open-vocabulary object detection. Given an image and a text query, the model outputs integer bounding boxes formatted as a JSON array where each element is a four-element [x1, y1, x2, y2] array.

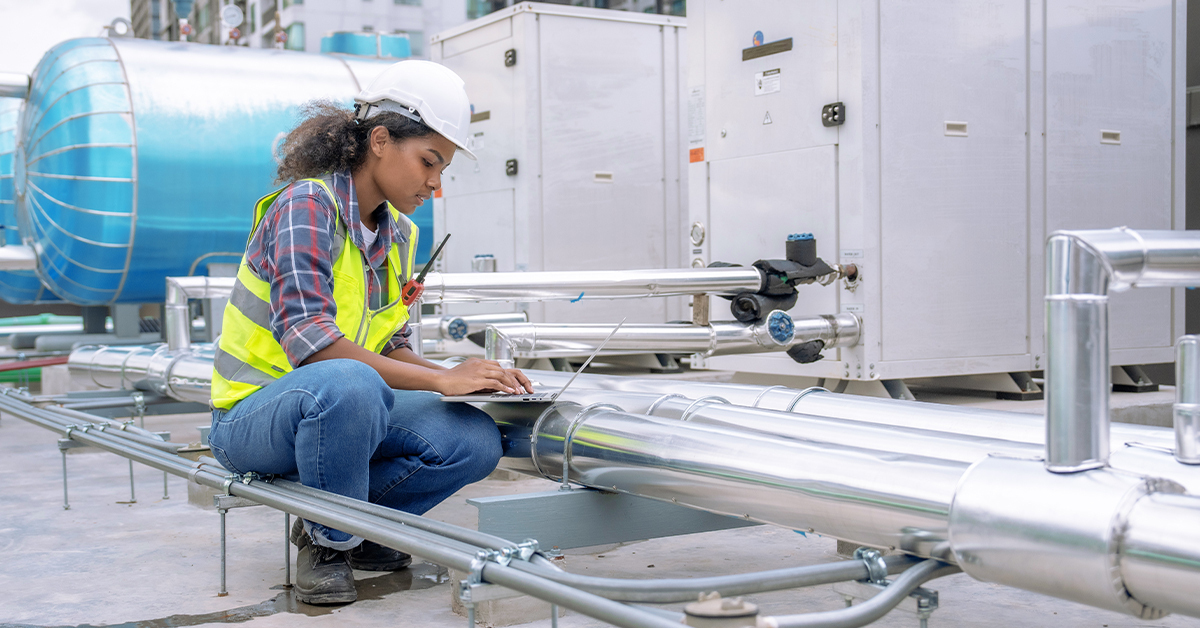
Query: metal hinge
[[504, 48, 517, 67], [505, 159, 518, 176]]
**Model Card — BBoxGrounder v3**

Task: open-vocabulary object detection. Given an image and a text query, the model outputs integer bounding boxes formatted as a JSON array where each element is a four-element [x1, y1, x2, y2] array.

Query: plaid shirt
[[243, 170, 414, 367]]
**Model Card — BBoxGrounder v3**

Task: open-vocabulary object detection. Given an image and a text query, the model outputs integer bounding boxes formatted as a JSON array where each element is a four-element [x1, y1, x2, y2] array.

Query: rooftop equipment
[[685, 0, 1184, 385], [430, 4, 688, 323], [9, 37, 397, 305]]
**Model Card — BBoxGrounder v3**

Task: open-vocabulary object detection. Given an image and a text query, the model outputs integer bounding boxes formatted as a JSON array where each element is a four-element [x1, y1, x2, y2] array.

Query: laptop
[[440, 318, 626, 403]]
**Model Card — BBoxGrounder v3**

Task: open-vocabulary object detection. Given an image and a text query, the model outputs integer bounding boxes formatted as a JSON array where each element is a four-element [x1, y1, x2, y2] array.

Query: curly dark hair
[[274, 99, 436, 184]]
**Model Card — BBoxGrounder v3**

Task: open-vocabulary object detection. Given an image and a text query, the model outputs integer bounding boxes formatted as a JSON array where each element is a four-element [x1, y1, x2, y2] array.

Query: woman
[[207, 60, 531, 605]]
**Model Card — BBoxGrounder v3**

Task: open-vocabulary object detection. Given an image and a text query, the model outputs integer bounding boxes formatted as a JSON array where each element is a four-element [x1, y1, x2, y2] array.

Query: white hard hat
[[354, 60, 477, 161]]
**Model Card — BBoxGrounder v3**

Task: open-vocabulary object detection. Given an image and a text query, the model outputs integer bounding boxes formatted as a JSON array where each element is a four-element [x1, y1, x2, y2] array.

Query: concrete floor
[[2, 395, 1199, 628]]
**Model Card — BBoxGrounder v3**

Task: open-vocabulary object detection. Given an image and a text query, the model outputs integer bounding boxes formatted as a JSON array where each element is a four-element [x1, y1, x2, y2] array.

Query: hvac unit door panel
[[1044, 1, 1175, 352], [879, 0, 1029, 362], [537, 14, 671, 325], [442, 189, 516, 274], [703, 0, 838, 162], [708, 146, 838, 319], [438, 34, 516, 198]]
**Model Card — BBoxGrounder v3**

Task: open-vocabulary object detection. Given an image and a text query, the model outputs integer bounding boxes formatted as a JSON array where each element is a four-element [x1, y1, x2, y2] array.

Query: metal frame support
[[213, 474, 265, 597], [833, 579, 940, 628]]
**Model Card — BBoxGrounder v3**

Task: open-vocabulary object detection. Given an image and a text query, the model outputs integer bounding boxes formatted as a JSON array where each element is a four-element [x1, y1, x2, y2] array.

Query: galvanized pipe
[[421, 267, 764, 304], [759, 560, 958, 628], [1175, 335, 1200, 464], [163, 276, 236, 352], [484, 313, 860, 362], [1045, 229, 1200, 472]]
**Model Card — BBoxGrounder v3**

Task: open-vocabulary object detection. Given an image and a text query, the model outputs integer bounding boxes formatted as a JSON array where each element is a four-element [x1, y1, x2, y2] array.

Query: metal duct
[[483, 312, 860, 361], [69, 343, 213, 404], [13, 38, 394, 304], [1045, 229, 1200, 472], [420, 267, 764, 303]]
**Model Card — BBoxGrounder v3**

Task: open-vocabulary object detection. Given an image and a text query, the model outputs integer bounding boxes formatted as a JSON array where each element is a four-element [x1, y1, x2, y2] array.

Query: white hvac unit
[[686, 0, 1185, 387], [430, 3, 688, 324]]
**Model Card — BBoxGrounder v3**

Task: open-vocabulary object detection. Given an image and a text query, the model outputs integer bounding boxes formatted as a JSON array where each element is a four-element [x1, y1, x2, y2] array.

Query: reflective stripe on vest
[[211, 176, 418, 410]]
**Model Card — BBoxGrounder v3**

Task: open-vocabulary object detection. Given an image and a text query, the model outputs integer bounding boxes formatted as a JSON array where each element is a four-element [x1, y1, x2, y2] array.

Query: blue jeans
[[208, 359, 502, 550]]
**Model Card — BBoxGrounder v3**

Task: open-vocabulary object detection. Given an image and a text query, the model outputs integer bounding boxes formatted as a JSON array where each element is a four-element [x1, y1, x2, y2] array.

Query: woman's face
[[371, 127, 457, 215]]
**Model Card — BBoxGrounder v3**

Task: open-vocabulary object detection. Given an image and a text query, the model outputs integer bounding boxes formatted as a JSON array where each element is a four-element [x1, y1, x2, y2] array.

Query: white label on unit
[[842, 303, 864, 313], [688, 86, 706, 147], [840, 249, 864, 259], [755, 69, 781, 96]]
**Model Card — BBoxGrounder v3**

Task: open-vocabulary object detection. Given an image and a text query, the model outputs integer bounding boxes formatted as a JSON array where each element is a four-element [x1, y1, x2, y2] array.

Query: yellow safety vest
[[211, 177, 418, 410]]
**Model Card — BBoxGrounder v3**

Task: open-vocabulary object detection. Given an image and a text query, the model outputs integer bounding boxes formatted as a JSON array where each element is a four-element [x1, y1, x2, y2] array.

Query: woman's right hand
[[436, 358, 532, 396]]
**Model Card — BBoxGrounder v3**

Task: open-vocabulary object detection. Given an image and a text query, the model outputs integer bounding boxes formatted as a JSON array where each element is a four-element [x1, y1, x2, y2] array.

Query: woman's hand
[[436, 358, 534, 396]]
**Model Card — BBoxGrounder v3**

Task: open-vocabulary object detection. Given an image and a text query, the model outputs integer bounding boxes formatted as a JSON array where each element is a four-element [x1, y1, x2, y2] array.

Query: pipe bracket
[[854, 548, 889, 584]]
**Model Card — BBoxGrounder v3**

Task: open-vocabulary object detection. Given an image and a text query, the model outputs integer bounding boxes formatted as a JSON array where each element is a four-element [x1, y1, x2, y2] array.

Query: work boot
[[295, 543, 357, 605], [348, 540, 413, 571], [292, 517, 411, 571]]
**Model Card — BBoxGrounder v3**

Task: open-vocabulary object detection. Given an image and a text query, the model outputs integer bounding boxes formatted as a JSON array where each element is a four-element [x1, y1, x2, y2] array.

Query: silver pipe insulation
[[1045, 229, 1200, 472], [69, 343, 215, 404], [421, 267, 765, 304], [521, 401, 968, 557], [0, 390, 938, 624], [1175, 335, 1200, 464], [61, 343, 1200, 618], [507, 400, 1200, 619], [163, 276, 236, 352], [0, 71, 30, 99], [0, 245, 39, 270], [424, 312, 529, 341], [484, 312, 861, 362]]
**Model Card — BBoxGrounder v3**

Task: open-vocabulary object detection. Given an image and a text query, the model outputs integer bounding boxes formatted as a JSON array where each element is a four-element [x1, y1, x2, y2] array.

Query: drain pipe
[[1045, 229, 1200, 472], [484, 312, 860, 364], [1175, 335, 1200, 464]]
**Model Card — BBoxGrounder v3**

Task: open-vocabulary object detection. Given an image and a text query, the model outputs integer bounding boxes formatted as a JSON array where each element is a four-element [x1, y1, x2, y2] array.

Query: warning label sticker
[[755, 69, 781, 96], [688, 85, 706, 148]]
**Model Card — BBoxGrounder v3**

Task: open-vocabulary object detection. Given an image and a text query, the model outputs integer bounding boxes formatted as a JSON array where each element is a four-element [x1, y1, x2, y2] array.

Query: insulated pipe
[[525, 401, 966, 557], [1175, 335, 1200, 464], [68, 343, 215, 404], [1045, 229, 1200, 472], [484, 313, 860, 362], [421, 267, 765, 304], [0, 245, 39, 270], [163, 276, 236, 352], [948, 455, 1200, 619], [0, 72, 30, 98], [519, 369, 1177, 450], [423, 312, 528, 341]]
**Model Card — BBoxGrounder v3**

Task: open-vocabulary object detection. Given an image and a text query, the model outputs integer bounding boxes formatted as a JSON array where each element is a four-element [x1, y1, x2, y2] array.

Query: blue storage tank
[[0, 97, 56, 303], [11, 37, 424, 305], [321, 32, 412, 59]]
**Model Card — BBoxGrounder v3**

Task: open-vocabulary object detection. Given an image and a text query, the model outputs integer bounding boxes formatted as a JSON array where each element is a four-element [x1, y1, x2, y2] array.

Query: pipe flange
[[679, 396, 731, 421], [528, 402, 579, 482], [785, 386, 830, 412]]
